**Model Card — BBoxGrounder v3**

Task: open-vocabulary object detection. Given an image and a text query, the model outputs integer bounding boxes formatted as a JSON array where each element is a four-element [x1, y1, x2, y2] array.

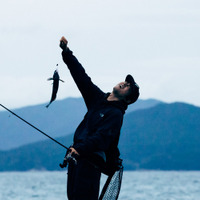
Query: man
[[60, 36, 139, 200]]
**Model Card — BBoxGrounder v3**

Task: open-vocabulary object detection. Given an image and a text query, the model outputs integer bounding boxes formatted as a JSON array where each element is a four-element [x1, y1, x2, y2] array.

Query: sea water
[[0, 171, 200, 200]]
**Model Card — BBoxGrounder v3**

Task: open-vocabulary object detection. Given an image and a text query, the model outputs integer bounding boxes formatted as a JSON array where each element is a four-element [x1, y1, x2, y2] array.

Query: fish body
[[46, 69, 64, 108]]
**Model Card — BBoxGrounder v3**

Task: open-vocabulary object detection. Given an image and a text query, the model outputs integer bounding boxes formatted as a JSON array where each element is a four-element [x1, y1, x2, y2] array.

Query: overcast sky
[[0, 0, 200, 110]]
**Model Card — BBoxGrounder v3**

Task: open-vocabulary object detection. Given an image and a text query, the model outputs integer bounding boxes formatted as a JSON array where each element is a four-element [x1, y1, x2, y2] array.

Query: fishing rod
[[0, 103, 69, 151]]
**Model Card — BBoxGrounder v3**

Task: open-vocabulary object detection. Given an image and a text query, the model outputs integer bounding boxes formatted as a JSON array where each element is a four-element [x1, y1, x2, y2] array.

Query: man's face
[[113, 81, 131, 100]]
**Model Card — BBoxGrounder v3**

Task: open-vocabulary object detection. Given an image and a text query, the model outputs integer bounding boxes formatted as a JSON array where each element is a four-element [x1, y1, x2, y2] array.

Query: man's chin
[[113, 87, 121, 96]]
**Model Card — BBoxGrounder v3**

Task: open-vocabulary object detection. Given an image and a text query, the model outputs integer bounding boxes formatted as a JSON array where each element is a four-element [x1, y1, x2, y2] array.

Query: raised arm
[[60, 36, 104, 109]]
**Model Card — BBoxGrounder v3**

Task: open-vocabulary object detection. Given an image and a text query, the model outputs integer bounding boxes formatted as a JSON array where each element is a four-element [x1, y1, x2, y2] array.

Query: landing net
[[99, 166, 123, 200]]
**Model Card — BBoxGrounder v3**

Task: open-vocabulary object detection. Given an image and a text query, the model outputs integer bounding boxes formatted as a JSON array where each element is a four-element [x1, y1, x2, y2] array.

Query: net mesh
[[99, 167, 123, 200]]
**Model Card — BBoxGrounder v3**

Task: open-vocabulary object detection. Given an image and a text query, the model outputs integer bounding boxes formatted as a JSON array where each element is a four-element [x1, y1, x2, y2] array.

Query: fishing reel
[[59, 152, 77, 168]]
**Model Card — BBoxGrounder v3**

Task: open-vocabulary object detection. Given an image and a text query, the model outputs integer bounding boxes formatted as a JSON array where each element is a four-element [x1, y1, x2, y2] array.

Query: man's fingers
[[69, 147, 80, 156], [60, 36, 68, 44], [59, 36, 68, 50]]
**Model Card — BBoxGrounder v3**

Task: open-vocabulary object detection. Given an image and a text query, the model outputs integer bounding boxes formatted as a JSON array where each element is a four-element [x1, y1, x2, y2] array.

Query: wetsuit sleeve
[[73, 111, 123, 156], [62, 48, 104, 109]]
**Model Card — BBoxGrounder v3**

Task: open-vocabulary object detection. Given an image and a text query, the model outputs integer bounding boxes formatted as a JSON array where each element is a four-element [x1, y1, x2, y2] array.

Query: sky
[[0, 0, 200, 110]]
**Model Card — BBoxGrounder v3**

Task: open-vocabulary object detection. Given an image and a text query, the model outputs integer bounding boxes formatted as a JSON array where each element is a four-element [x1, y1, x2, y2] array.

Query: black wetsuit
[[62, 48, 127, 200]]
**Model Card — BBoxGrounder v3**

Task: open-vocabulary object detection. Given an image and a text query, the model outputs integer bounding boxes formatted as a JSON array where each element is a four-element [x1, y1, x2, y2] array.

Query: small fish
[[46, 68, 64, 108]]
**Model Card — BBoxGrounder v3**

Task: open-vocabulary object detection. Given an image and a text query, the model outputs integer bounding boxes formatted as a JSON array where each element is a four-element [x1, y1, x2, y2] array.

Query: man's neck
[[107, 92, 120, 102]]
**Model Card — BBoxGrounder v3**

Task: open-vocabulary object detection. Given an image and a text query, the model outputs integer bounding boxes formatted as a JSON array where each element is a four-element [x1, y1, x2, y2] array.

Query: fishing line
[[0, 103, 69, 150]]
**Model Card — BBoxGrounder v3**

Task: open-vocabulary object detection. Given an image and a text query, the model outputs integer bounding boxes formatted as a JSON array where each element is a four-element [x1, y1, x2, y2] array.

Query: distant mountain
[[0, 98, 161, 150], [0, 97, 85, 150], [0, 134, 73, 171], [120, 102, 200, 170], [0, 101, 200, 171], [127, 98, 163, 113]]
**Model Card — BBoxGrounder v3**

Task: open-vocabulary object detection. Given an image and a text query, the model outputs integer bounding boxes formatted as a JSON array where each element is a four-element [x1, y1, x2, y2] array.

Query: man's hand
[[60, 36, 68, 50], [70, 147, 80, 156]]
